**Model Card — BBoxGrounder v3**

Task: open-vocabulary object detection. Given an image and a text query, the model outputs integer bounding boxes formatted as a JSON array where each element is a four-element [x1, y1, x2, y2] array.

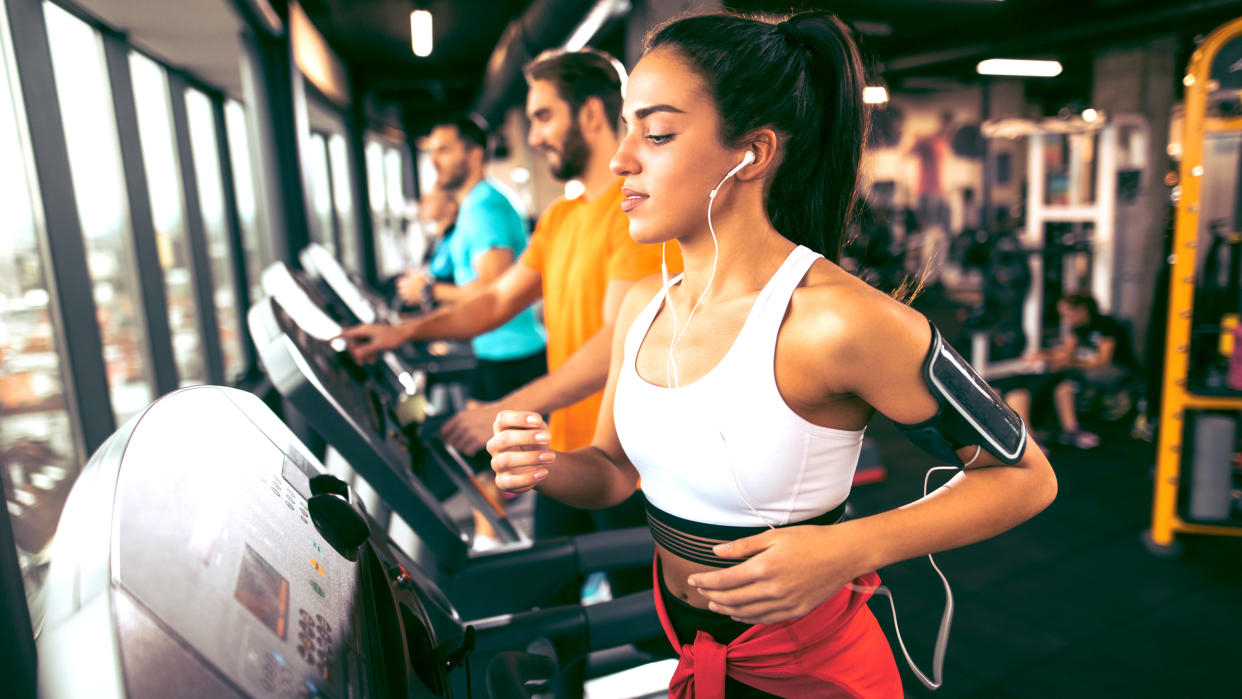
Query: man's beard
[[548, 121, 590, 182], [438, 165, 468, 191]]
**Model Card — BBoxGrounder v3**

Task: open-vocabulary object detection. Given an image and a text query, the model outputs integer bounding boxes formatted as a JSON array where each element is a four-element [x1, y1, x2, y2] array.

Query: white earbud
[[709, 150, 755, 200], [664, 150, 758, 386]]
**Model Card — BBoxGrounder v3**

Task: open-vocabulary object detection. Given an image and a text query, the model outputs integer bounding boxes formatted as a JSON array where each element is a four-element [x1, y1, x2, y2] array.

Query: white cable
[[722, 425, 957, 691], [845, 465, 959, 690], [665, 166, 733, 388], [720, 431, 777, 529], [661, 243, 680, 386]]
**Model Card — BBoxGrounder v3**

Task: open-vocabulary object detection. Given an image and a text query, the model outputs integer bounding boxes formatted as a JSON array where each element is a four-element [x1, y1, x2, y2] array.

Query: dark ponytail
[[646, 11, 868, 262]]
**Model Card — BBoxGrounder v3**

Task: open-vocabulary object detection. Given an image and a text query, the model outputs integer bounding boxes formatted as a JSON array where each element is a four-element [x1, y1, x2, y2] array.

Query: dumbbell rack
[[1147, 15, 1242, 555]]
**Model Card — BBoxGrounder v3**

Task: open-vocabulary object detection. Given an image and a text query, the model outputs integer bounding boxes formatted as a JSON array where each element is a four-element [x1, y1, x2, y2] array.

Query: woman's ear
[[737, 128, 780, 181]]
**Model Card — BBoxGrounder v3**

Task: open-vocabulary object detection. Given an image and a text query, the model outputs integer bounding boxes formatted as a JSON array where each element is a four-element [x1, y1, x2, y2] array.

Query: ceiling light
[[976, 58, 1062, 77], [863, 86, 889, 104], [1081, 108, 1098, 122], [410, 10, 432, 57], [564, 0, 630, 51]]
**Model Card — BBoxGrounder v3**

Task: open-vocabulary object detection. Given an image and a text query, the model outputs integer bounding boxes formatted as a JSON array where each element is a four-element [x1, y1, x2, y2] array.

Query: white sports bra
[[613, 245, 865, 529]]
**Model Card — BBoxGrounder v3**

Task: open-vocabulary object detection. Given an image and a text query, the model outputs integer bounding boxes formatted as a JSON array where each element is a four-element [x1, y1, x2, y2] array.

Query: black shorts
[[469, 350, 547, 402]]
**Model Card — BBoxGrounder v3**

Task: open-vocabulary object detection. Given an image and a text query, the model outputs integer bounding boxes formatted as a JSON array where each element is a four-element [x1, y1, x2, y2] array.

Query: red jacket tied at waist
[[654, 566, 902, 698]]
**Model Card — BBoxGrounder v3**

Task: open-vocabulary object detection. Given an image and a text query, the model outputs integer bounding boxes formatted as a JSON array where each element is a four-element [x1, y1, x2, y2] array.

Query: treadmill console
[[37, 386, 460, 699], [249, 295, 470, 570], [301, 244, 393, 325]]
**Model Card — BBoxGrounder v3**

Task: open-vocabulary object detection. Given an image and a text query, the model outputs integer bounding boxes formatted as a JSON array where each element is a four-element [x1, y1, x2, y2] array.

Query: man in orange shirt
[[342, 49, 678, 566]]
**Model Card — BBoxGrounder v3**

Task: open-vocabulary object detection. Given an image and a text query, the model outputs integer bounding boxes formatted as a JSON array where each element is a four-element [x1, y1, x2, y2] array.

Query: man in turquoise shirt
[[417, 117, 547, 546], [420, 117, 547, 402]]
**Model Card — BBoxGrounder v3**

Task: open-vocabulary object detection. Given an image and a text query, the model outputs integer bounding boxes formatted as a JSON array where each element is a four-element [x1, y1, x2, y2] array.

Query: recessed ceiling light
[[976, 59, 1062, 77]]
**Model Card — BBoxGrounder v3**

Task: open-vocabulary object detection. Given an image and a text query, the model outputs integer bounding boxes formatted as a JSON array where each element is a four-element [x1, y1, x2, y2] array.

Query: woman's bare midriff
[[657, 542, 733, 610]]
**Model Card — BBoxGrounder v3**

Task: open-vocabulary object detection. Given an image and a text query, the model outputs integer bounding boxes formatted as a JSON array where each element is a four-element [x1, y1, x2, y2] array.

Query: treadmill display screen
[[234, 545, 290, 639]]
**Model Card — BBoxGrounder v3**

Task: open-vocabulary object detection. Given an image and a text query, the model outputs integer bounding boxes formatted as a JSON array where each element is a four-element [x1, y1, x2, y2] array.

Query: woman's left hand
[[686, 523, 871, 625]]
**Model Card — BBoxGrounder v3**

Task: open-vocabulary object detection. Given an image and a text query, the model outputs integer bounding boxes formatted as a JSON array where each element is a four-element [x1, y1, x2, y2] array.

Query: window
[[305, 132, 336, 256], [44, 1, 152, 422], [1, 0, 82, 620], [384, 146, 406, 217], [185, 88, 245, 381], [327, 133, 358, 273], [225, 100, 268, 306], [129, 50, 206, 386], [367, 138, 411, 279]]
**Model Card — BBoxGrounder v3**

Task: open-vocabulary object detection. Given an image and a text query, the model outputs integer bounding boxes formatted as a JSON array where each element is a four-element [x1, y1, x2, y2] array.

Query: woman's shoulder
[[617, 273, 667, 319], [789, 258, 931, 359]]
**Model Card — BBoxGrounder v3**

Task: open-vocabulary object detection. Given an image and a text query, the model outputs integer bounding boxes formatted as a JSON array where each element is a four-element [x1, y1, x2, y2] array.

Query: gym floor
[[857, 407, 1242, 697], [471, 290, 1242, 698]]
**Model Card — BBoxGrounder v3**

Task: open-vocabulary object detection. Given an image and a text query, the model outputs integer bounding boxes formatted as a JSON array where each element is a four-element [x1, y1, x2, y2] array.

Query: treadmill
[[34, 385, 661, 698], [249, 295, 655, 621], [248, 294, 512, 548], [300, 242, 397, 325], [296, 245, 476, 380]]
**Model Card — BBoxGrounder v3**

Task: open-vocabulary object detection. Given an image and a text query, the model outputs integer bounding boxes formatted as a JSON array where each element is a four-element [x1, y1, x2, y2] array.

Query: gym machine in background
[[1147, 14, 1242, 555], [973, 113, 1150, 377]]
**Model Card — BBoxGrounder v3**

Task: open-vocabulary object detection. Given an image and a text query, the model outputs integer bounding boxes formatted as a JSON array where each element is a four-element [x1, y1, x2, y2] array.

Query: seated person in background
[[397, 185, 459, 308], [1003, 293, 1130, 450]]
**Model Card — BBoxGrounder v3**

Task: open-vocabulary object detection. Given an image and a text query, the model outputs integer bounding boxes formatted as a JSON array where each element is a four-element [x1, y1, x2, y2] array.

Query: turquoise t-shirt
[[448, 180, 546, 361]]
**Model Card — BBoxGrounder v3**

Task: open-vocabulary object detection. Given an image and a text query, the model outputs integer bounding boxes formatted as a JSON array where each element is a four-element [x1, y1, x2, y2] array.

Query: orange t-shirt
[[521, 179, 681, 451]]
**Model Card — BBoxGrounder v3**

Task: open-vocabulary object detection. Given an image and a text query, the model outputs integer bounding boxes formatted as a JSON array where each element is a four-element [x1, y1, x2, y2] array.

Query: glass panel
[[129, 51, 205, 386], [1, 0, 82, 625], [366, 139, 402, 277], [327, 134, 358, 273], [305, 132, 335, 256], [185, 88, 244, 381], [366, 139, 386, 213], [225, 100, 267, 306], [43, 1, 153, 422], [384, 146, 405, 217]]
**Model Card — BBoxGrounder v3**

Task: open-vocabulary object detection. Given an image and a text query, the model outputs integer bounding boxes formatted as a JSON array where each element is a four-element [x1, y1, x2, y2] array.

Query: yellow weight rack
[[1147, 16, 1242, 555]]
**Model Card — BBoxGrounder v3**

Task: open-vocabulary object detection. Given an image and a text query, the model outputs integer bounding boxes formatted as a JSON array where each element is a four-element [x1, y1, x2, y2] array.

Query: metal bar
[[168, 71, 225, 385], [1172, 520, 1242, 537], [238, 26, 309, 267], [212, 96, 258, 378], [1095, 125, 1118, 313], [5, 0, 115, 451], [102, 31, 179, 396], [0, 472, 35, 699], [1023, 133, 1045, 354], [1181, 395, 1242, 410], [346, 102, 378, 286]]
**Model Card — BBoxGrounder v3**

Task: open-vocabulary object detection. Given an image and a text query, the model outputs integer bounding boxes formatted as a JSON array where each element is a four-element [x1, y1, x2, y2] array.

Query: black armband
[[894, 321, 1026, 466]]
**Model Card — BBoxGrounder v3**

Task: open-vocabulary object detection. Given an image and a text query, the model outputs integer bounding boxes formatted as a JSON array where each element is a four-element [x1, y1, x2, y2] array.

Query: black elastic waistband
[[645, 501, 846, 568]]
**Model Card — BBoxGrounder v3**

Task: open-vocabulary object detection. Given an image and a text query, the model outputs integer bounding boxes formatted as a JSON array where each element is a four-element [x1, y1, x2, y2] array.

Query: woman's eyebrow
[[635, 104, 686, 120], [622, 104, 687, 126]]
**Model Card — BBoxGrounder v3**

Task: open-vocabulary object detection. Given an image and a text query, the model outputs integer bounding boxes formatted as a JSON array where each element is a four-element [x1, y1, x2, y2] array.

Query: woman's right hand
[[486, 411, 554, 493]]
